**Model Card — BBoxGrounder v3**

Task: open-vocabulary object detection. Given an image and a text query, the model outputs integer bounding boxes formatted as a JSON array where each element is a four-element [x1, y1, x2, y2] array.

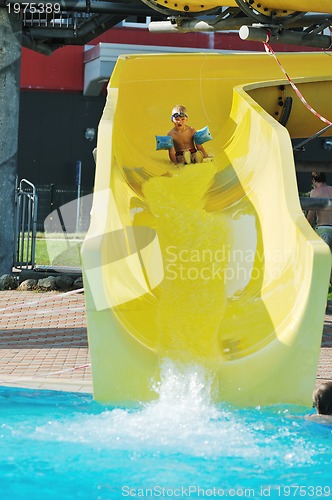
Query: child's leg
[[193, 151, 204, 163], [175, 150, 191, 165], [183, 150, 192, 164]]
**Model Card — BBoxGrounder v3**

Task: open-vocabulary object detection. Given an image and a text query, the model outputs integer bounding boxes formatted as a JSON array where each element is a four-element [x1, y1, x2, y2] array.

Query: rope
[[0, 287, 84, 313], [263, 35, 332, 127], [0, 363, 91, 385], [2, 306, 85, 318]]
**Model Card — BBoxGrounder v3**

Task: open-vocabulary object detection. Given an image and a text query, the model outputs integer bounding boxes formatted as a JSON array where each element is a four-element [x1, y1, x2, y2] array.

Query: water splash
[[0, 363, 327, 498], [33, 360, 259, 459]]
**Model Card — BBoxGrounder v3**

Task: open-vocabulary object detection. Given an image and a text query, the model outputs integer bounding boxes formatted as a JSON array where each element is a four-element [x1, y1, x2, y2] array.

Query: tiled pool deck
[[0, 290, 92, 393], [0, 289, 331, 394]]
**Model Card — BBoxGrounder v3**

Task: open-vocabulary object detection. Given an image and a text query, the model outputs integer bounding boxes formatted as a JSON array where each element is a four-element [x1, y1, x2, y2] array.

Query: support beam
[[0, 11, 21, 275], [149, 16, 250, 33], [295, 162, 332, 172], [300, 197, 332, 211], [239, 25, 332, 49], [149, 14, 331, 35]]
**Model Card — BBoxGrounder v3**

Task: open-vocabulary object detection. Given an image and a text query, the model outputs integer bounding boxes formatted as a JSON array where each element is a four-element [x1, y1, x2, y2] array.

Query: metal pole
[[50, 183, 55, 213], [149, 17, 247, 33], [31, 190, 38, 267], [293, 124, 332, 151], [295, 161, 332, 172], [239, 25, 332, 49], [76, 160, 82, 233], [149, 14, 331, 35], [300, 198, 332, 211]]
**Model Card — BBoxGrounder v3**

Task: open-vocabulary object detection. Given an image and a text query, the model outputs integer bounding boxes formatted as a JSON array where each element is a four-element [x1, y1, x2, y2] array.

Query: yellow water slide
[[144, 0, 332, 16], [81, 52, 332, 407]]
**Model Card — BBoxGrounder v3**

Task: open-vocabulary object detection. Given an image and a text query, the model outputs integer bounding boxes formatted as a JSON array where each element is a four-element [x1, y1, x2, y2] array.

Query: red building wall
[[20, 27, 315, 92], [19, 28, 270, 92], [20, 45, 84, 91]]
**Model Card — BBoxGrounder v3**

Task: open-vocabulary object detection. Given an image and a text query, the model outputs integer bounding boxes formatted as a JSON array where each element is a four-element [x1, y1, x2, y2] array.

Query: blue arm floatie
[[156, 135, 174, 150], [193, 126, 213, 145]]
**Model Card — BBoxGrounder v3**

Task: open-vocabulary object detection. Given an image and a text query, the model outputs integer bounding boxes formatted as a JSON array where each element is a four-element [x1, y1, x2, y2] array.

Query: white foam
[[34, 360, 259, 459]]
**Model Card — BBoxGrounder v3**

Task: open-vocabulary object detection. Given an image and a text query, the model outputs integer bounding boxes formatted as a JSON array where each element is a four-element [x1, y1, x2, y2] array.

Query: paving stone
[[0, 290, 331, 394]]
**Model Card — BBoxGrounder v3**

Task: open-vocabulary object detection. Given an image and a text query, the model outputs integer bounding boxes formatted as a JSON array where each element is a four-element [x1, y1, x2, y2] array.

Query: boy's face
[[172, 112, 188, 129]]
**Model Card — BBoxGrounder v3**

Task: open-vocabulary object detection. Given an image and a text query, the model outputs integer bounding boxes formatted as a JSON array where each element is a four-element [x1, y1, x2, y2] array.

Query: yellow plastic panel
[[148, 0, 236, 13], [258, 0, 332, 13], [247, 79, 332, 139], [148, 0, 332, 15], [82, 53, 331, 406]]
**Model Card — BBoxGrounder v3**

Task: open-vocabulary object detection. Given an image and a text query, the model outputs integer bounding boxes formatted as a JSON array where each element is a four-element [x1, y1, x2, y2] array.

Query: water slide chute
[[142, 0, 332, 18], [81, 52, 332, 406]]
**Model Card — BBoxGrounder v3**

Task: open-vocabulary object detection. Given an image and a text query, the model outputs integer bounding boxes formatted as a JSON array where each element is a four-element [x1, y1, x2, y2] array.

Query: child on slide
[[167, 105, 208, 166]]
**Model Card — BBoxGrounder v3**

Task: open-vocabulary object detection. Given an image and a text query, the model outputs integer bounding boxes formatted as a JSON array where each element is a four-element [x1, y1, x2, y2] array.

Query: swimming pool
[[1, 362, 331, 500]]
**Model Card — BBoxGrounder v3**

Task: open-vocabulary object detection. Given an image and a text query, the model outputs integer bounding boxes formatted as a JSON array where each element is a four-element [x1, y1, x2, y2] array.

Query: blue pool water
[[1, 362, 331, 500]]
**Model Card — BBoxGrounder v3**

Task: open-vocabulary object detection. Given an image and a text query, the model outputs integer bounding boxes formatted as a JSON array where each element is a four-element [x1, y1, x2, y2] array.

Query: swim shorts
[[175, 148, 197, 157], [316, 225, 332, 252]]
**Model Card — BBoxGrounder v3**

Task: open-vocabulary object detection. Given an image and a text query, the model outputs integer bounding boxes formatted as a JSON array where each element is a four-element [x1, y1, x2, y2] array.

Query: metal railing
[[14, 179, 38, 269]]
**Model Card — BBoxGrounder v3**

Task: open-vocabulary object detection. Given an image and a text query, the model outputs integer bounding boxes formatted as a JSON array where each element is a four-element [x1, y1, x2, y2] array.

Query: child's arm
[[167, 132, 177, 163], [192, 126, 211, 158], [168, 147, 177, 164], [193, 130, 208, 158], [196, 143, 208, 158]]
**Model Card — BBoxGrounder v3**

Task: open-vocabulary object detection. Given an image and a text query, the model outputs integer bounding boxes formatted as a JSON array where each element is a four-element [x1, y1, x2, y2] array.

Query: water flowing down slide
[[81, 52, 332, 406]]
